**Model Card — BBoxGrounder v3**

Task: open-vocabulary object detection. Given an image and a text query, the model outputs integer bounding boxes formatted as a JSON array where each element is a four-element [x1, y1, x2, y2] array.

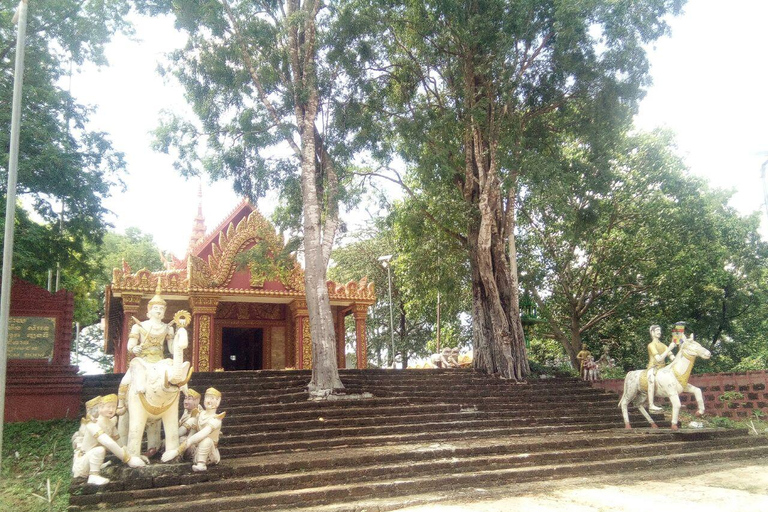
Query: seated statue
[[597, 346, 615, 372], [72, 394, 146, 485], [72, 395, 102, 451], [117, 290, 175, 415], [646, 324, 676, 411], [175, 387, 225, 472], [179, 388, 202, 445], [448, 348, 460, 368]]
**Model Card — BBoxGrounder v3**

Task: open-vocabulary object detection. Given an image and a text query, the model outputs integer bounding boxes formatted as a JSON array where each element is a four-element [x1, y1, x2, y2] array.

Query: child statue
[[72, 394, 146, 485], [179, 388, 202, 444], [72, 395, 102, 451], [169, 387, 225, 472]]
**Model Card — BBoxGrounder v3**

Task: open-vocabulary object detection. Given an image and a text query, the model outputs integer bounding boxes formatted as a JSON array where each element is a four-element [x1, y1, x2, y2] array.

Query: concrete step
[[72, 370, 757, 511], [69, 432, 768, 511]]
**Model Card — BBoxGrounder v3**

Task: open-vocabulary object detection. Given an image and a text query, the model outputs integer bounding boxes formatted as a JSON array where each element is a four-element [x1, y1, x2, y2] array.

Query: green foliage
[[332, 0, 685, 378], [518, 129, 768, 371], [330, 215, 471, 367], [718, 391, 745, 402], [98, 228, 164, 283], [707, 416, 736, 429], [0, 419, 78, 512], [526, 337, 577, 377], [234, 236, 300, 288], [1, 0, 133, 324], [138, 0, 362, 232]]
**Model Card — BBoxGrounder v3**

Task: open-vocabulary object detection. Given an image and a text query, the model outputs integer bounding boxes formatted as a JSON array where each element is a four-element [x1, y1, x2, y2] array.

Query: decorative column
[[290, 300, 311, 369], [335, 308, 347, 369], [353, 304, 369, 370], [189, 295, 219, 371], [118, 294, 143, 373]]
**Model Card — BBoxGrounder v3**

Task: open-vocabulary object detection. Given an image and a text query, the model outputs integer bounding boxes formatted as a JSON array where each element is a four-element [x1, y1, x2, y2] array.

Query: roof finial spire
[[187, 178, 207, 255]]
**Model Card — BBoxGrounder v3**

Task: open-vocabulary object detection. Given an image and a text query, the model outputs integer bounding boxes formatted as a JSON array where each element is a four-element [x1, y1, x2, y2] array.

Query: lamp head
[[378, 254, 393, 268]]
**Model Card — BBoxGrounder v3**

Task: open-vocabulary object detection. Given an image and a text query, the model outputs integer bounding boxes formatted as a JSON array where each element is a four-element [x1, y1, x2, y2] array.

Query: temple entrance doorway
[[222, 327, 263, 371]]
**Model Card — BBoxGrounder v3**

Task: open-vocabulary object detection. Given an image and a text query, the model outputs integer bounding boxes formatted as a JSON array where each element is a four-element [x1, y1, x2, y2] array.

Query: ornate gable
[[187, 202, 303, 291]]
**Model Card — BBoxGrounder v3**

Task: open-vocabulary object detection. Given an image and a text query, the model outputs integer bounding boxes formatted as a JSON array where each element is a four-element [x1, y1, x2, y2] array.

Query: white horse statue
[[619, 335, 711, 430]]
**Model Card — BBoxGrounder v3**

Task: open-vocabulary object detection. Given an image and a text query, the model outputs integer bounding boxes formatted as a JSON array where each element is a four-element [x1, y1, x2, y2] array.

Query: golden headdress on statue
[[186, 388, 200, 399], [205, 387, 221, 398], [101, 394, 118, 404], [85, 395, 102, 409], [148, 283, 166, 307]]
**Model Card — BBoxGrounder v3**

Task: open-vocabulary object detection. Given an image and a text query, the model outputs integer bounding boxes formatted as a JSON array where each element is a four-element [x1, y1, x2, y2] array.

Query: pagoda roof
[[109, 200, 375, 305]]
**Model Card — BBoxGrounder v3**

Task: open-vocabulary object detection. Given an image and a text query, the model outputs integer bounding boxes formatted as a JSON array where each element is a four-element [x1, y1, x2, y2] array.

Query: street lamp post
[[0, 0, 30, 469], [378, 255, 395, 368]]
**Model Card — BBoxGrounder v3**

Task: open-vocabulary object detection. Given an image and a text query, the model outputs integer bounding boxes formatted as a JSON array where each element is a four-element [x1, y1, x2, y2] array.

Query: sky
[[67, 1, 768, 257]]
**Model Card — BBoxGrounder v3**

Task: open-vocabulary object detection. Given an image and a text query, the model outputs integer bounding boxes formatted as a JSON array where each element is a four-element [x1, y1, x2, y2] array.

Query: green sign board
[[8, 316, 56, 359]]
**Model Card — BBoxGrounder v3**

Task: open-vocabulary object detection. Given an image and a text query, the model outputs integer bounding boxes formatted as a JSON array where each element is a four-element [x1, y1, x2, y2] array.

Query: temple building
[[104, 197, 374, 373]]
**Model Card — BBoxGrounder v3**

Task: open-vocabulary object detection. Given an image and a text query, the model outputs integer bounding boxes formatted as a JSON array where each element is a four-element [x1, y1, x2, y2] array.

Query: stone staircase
[[69, 369, 768, 511]]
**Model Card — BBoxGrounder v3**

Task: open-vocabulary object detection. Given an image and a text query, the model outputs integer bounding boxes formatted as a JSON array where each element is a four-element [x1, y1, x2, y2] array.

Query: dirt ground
[[391, 459, 768, 512]]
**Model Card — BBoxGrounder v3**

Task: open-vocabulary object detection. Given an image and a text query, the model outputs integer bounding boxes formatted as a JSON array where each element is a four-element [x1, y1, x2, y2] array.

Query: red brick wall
[[590, 370, 768, 420]]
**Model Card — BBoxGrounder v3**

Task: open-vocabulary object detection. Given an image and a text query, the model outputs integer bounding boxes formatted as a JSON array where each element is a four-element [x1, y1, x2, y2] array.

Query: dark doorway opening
[[222, 328, 263, 371]]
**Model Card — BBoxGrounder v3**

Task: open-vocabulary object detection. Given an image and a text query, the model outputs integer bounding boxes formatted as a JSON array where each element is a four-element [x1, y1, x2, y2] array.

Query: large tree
[[1, 0, 132, 321], [516, 129, 768, 372], [140, 1, 362, 396], [338, 0, 684, 379]]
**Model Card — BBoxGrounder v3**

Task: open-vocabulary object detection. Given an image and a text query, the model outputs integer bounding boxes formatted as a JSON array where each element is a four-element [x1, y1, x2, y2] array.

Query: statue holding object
[[646, 324, 677, 411], [116, 285, 193, 460], [164, 387, 225, 472], [619, 326, 711, 430], [72, 395, 146, 485]]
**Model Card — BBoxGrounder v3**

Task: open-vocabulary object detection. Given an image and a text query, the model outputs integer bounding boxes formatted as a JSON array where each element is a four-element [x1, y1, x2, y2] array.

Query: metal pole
[[0, 0, 30, 469], [74, 321, 80, 366], [436, 290, 441, 353], [387, 265, 394, 368]]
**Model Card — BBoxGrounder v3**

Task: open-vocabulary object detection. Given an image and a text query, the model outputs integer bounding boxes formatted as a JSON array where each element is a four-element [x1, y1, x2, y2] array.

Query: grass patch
[[1, 419, 77, 512], [676, 408, 768, 435]]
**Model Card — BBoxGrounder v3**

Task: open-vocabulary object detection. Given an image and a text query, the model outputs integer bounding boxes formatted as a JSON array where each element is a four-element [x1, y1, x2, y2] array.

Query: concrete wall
[[591, 370, 768, 420]]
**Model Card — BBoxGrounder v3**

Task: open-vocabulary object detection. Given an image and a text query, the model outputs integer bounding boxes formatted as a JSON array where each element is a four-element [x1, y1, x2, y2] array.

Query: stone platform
[[69, 369, 768, 511]]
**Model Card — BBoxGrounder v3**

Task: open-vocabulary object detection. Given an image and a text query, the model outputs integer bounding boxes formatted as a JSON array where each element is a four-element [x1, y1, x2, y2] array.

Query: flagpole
[[0, 0, 30, 467]]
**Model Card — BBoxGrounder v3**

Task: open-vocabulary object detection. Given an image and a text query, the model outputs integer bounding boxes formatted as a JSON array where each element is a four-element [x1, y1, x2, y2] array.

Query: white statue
[[583, 355, 599, 382], [72, 394, 146, 485], [116, 286, 192, 460], [72, 395, 102, 451], [164, 387, 225, 472], [646, 324, 677, 411], [449, 348, 460, 368], [619, 333, 711, 429], [178, 388, 202, 449], [597, 346, 615, 374]]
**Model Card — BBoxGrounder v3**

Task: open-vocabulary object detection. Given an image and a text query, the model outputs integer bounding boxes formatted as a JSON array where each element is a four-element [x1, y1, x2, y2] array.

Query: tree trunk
[[458, 48, 529, 380], [288, 0, 343, 398], [566, 319, 582, 370], [469, 218, 529, 380], [301, 123, 344, 396]]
